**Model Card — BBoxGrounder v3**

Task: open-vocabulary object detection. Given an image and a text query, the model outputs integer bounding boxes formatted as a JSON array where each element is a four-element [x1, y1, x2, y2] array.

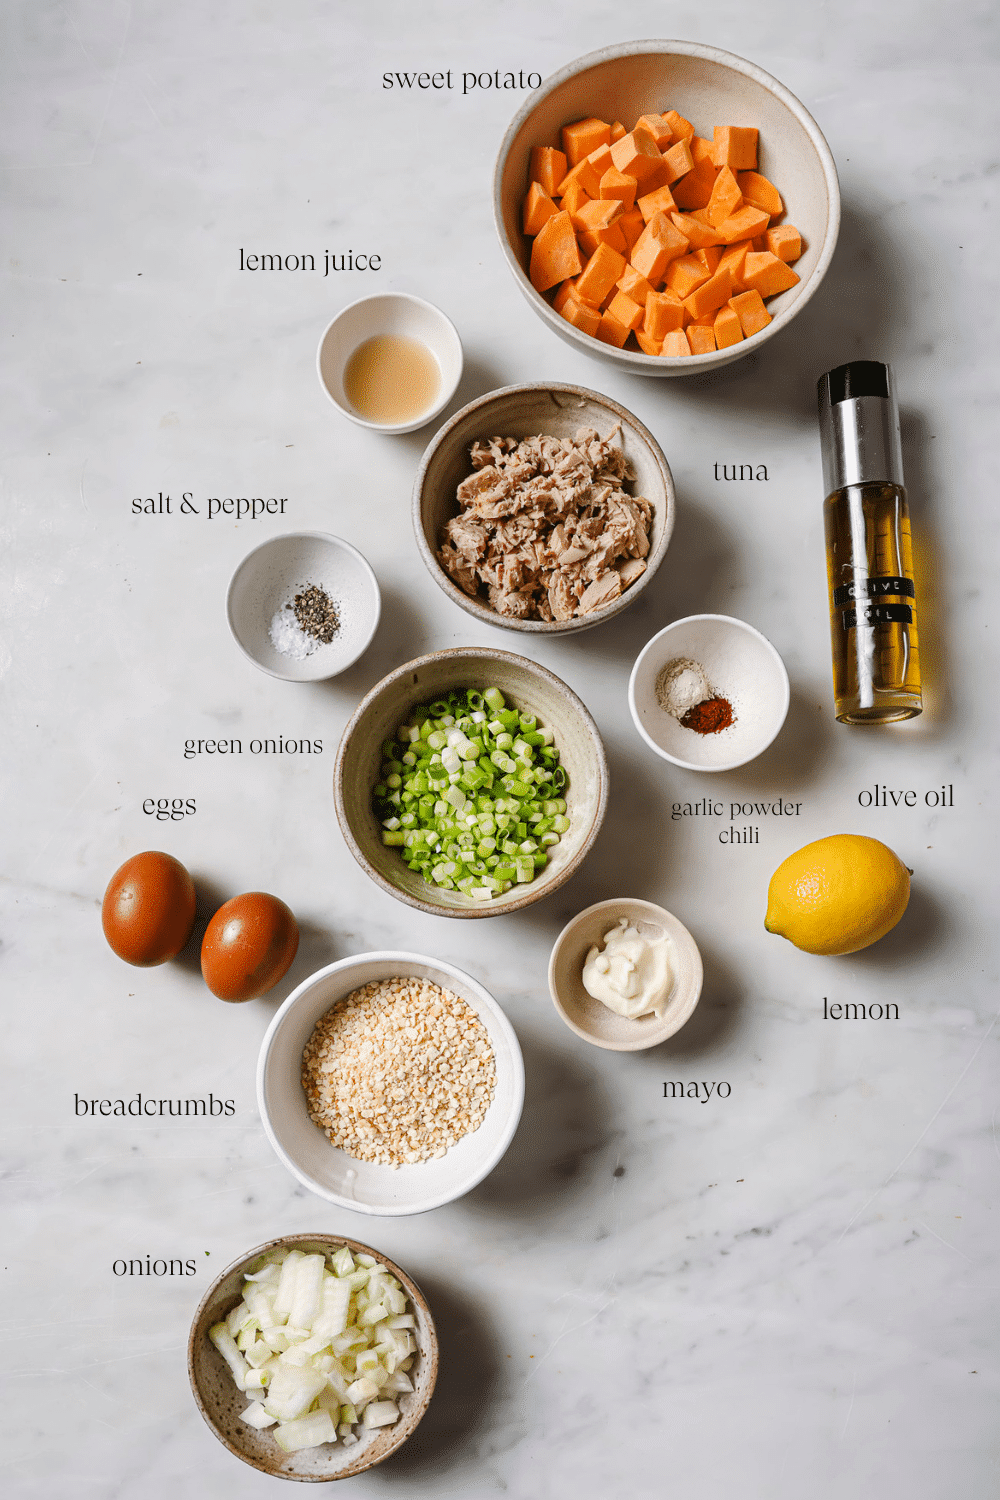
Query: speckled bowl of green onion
[[334, 648, 608, 918]]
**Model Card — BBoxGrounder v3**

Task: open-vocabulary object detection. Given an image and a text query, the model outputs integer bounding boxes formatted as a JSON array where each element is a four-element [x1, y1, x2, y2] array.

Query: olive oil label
[[841, 603, 913, 628], [833, 575, 914, 604]]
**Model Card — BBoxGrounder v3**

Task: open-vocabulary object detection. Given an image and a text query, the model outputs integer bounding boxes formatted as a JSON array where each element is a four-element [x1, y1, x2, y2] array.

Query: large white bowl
[[629, 614, 789, 770], [257, 953, 525, 1215], [493, 40, 841, 376]]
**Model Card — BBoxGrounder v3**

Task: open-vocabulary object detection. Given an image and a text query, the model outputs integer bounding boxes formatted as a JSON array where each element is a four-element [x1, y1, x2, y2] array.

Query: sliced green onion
[[372, 685, 568, 902]]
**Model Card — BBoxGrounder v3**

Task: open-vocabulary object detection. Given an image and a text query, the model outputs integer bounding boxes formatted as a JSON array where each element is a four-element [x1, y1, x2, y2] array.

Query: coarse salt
[[269, 605, 318, 659]]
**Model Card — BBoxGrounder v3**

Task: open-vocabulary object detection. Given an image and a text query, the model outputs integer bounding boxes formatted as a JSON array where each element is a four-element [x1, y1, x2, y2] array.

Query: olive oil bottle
[[817, 361, 922, 724]]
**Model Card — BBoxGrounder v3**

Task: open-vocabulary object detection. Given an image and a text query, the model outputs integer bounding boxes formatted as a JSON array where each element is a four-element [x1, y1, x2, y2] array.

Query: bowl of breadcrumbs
[[257, 952, 525, 1215]]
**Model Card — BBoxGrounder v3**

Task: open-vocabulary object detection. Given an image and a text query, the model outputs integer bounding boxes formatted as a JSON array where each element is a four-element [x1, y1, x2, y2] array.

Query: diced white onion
[[210, 1245, 417, 1454]]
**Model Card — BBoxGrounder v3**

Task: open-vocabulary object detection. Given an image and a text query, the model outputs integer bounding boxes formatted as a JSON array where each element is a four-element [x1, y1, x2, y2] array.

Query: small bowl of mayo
[[548, 898, 703, 1051]]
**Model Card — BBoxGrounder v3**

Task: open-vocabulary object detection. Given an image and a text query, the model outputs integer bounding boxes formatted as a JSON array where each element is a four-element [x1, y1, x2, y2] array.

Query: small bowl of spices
[[317, 294, 464, 435], [227, 531, 381, 682], [629, 614, 789, 771]]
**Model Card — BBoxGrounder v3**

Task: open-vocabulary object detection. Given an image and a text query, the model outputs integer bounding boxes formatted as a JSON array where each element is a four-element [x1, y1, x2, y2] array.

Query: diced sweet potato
[[619, 207, 646, 251], [714, 205, 771, 244], [575, 242, 627, 304], [524, 106, 801, 356], [635, 329, 663, 355], [661, 139, 695, 184], [742, 251, 800, 297], [586, 142, 615, 179], [637, 113, 674, 149], [663, 109, 695, 142], [600, 167, 638, 210], [530, 146, 567, 199], [661, 328, 692, 357], [562, 117, 612, 166], [665, 254, 710, 300], [560, 296, 602, 336], [529, 210, 582, 292], [610, 130, 664, 186], [644, 289, 685, 339], [713, 126, 758, 171], [607, 290, 644, 331], [717, 240, 752, 291], [560, 179, 591, 216], [631, 212, 690, 284], [616, 265, 654, 305], [672, 137, 718, 209], [714, 304, 744, 348], [552, 280, 580, 312], [766, 224, 803, 262], [556, 156, 602, 199], [523, 182, 558, 237], [688, 324, 717, 354], [572, 198, 624, 233], [736, 171, 783, 218], [577, 221, 628, 258], [595, 309, 631, 348], [728, 288, 772, 336], [670, 211, 724, 249], [637, 184, 677, 223], [706, 165, 743, 226], [682, 266, 734, 320]]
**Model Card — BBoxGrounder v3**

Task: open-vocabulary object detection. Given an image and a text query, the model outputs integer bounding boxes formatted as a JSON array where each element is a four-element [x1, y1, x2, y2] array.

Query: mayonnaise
[[581, 916, 674, 1020]]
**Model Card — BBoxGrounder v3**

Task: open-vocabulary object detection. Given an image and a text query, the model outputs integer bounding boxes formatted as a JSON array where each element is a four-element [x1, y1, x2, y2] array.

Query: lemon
[[765, 835, 910, 955]]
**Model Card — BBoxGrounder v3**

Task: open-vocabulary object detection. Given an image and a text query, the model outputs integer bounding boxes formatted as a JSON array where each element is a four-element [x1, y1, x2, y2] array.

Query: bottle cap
[[816, 360, 904, 493]]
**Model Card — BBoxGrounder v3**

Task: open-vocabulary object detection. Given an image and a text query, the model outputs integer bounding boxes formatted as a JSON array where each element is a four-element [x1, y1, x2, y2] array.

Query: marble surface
[[3, 2, 998, 1496]]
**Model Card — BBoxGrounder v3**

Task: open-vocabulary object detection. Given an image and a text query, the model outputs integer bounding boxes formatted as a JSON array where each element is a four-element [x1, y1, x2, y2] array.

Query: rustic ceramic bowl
[[628, 614, 789, 771], [317, 293, 463, 434], [413, 383, 675, 634], [548, 897, 703, 1051], [257, 952, 524, 1214], [227, 532, 381, 682], [188, 1232, 438, 1481], [335, 647, 608, 918], [493, 40, 841, 376]]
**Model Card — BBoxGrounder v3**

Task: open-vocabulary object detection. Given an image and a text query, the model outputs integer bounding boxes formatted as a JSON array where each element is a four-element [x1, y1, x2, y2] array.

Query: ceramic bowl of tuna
[[413, 383, 674, 634], [493, 40, 840, 374]]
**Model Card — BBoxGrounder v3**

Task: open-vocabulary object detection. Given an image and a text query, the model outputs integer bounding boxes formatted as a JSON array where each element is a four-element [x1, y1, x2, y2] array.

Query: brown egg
[[102, 851, 197, 966], [201, 892, 299, 1002]]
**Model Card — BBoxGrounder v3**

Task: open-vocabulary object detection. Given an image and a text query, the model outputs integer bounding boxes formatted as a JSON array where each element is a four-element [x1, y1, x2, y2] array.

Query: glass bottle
[[817, 361, 922, 724]]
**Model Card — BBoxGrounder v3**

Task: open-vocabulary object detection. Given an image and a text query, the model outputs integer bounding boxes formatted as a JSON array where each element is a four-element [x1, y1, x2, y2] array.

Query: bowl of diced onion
[[188, 1234, 438, 1481], [334, 647, 609, 917]]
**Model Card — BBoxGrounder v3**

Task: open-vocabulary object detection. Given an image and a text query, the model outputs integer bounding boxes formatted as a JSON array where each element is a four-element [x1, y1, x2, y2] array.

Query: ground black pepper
[[291, 585, 339, 644]]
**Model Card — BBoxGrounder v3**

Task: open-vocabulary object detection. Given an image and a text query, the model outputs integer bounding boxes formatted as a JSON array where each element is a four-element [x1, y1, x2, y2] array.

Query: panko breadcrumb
[[301, 976, 497, 1167]]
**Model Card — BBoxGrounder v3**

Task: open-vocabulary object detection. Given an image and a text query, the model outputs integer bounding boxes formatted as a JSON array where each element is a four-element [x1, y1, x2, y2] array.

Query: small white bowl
[[548, 898, 703, 1051], [257, 953, 525, 1216], [227, 531, 381, 682], [629, 615, 789, 771], [317, 293, 463, 434]]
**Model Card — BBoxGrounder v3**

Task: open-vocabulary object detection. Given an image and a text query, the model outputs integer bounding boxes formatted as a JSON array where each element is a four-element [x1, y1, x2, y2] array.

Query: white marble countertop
[[3, 2, 998, 1495]]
